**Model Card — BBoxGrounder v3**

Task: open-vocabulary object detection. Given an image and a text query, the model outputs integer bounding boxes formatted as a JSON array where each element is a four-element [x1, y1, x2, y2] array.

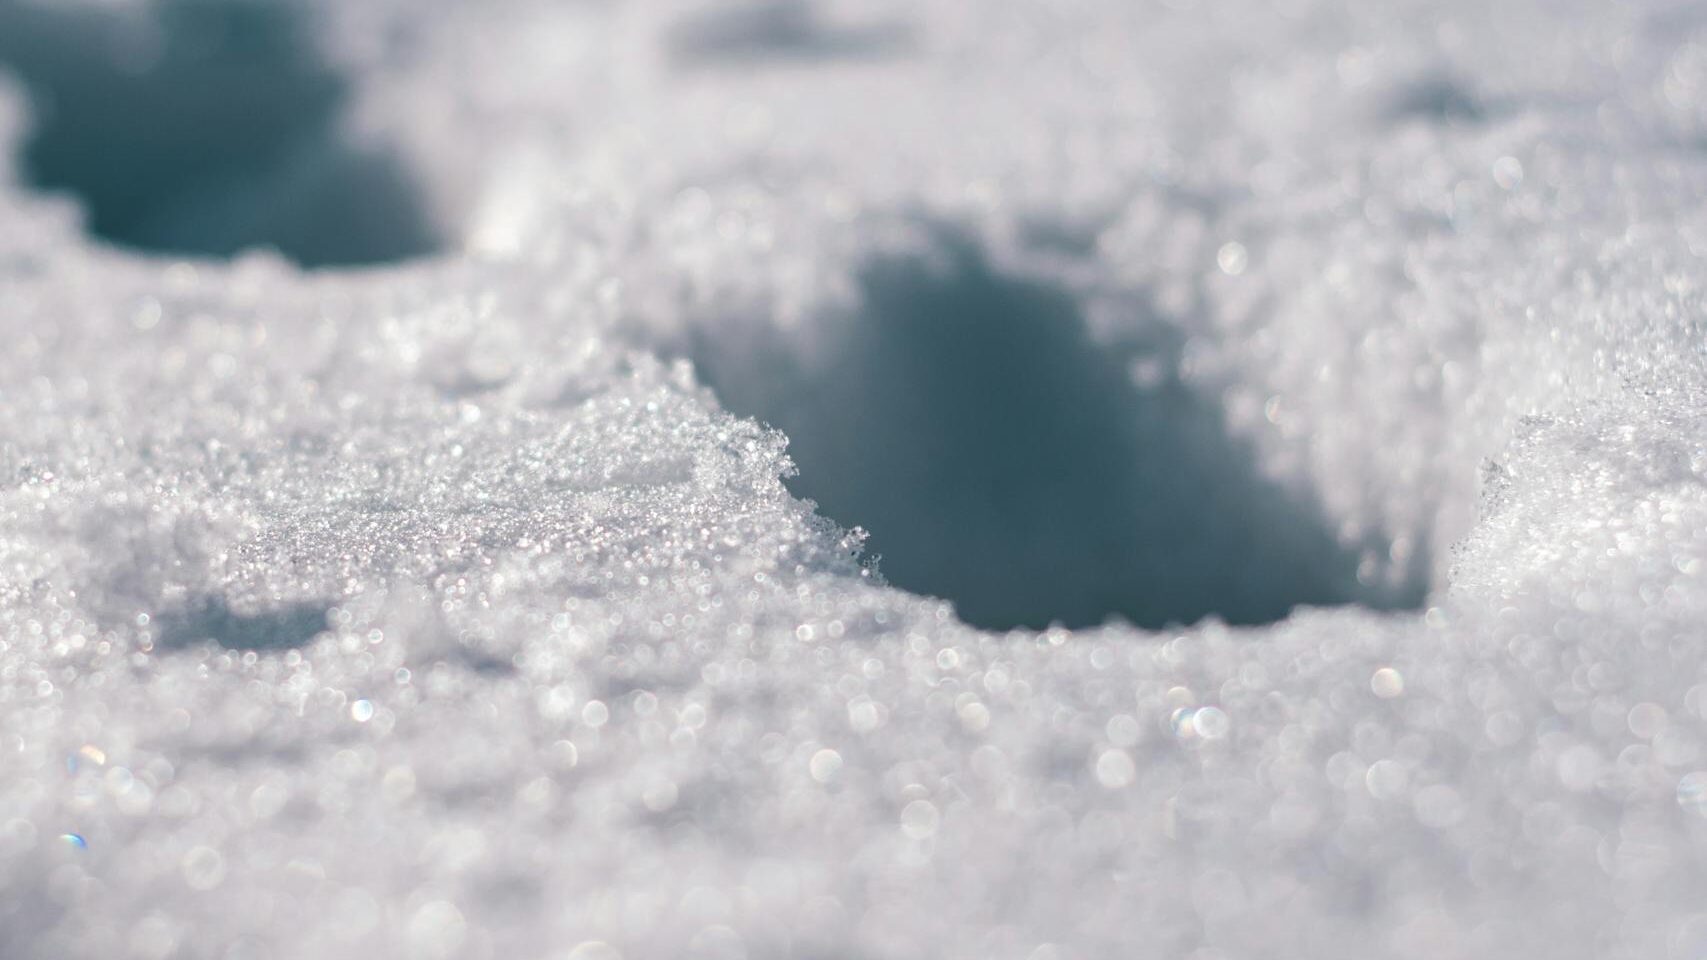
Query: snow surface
[[3, 0, 1707, 956]]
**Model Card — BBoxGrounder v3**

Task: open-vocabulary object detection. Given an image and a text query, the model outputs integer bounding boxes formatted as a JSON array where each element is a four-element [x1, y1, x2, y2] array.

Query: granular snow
[[3, 0, 1707, 957]]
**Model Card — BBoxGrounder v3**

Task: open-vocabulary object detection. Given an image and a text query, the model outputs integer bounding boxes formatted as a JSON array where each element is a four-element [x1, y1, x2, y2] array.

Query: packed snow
[[3, 0, 1707, 957]]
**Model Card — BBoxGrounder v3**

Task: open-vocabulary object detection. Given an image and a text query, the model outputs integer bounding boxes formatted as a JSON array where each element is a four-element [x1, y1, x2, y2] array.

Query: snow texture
[[2, 0, 1707, 957]]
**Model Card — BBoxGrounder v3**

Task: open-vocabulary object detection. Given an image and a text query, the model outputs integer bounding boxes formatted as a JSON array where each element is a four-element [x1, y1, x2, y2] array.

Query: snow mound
[[3, 0, 1707, 957]]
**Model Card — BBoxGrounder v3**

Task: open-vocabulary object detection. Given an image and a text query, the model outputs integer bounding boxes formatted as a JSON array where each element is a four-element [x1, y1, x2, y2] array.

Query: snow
[[3, 0, 1707, 957]]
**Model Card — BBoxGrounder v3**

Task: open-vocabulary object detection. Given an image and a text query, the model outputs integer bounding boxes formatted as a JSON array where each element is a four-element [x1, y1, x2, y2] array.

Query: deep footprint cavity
[[0, 0, 440, 267], [695, 234, 1425, 630]]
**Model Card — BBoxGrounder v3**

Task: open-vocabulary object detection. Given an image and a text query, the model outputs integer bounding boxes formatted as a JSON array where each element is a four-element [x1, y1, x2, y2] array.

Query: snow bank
[[3, 0, 1707, 957]]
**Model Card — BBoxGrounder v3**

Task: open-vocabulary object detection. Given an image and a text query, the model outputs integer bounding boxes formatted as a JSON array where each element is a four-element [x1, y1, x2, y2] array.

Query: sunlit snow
[[3, 0, 1707, 957]]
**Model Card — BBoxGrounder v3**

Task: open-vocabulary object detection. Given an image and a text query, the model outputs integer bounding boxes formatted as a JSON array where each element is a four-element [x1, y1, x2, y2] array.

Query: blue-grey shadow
[[0, 0, 439, 268], [669, 0, 912, 69], [155, 597, 330, 651], [694, 233, 1425, 630]]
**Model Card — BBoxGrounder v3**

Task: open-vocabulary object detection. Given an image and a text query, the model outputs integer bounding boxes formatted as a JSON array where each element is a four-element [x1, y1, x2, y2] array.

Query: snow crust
[[4, 0, 1707, 957]]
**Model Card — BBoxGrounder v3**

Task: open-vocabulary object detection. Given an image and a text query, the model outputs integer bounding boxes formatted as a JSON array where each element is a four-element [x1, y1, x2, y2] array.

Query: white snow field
[[3, 0, 1707, 956]]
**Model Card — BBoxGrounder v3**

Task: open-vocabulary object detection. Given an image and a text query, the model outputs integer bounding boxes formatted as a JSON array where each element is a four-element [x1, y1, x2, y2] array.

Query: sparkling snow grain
[[4, 1, 1707, 958]]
